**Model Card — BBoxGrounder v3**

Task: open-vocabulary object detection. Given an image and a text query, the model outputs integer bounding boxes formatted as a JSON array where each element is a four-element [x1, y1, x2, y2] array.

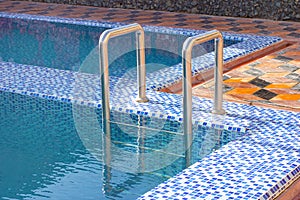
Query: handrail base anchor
[[136, 97, 150, 103], [212, 109, 226, 115]]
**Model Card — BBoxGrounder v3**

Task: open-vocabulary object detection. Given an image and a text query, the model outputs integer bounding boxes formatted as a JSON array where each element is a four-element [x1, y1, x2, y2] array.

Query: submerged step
[[0, 61, 250, 133]]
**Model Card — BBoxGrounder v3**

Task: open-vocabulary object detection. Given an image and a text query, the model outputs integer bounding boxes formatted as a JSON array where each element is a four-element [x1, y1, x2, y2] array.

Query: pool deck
[[1, 1, 300, 199]]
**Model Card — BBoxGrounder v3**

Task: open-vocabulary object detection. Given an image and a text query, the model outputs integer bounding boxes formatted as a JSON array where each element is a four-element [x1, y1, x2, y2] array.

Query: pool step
[[0, 61, 250, 133]]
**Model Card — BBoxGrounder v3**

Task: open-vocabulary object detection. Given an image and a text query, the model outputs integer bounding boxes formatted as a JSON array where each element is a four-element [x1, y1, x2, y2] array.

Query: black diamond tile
[[259, 30, 272, 35], [245, 68, 264, 76], [175, 14, 187, 17], [278, 65, 299, 72], [128, 14, 138, 18], [202, 25, 215, 29], [287, 32, 300, 38], [253, 20, 264, 24], [229, 27, 242, 32], [225, 18, 236, 21], [102, 17, 113, 20], [23, 6, 35, 10], [130, 10, 140, 14], [255, 25, 268, 29], [278, 23, 291, 26], [106, 12, 116, 16], [175, 18, 187, 22], [152, 15, 162, 20], [57, 13, 71, 17], [229, 22, 240, 26], [122, 19, 135, 23], [248, 62, 260, 67], [285, 73, 300, 82], [203, 20, 213, 24], [37, 11, 49, 15], [283, 27, 298, 31], [199, 16, 211, 20], [174, 23, 187, 26], [249, 77, 271, 88], [79, 14, 91, 19], [4, 6, 14, 10], [63, 9, 74, 13], [274, 55, 293, 62], [253, 89, 277, 100], [153, 12, 163, 15], [149, 20, 162, 24]]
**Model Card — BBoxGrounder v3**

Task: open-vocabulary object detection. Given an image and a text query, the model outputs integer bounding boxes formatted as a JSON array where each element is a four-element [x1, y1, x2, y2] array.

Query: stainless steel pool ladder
[[99, 23, 149, 132], [182, 30, 225, 164]]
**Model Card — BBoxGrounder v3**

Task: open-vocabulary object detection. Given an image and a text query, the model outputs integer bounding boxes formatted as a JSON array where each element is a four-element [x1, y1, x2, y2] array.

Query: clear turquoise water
[[0, 17, 239, 76], [0, 91, 242, 199]]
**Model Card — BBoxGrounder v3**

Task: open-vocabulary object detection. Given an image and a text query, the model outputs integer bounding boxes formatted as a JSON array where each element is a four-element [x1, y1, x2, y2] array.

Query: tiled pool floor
[[1, 1, 299, 199]]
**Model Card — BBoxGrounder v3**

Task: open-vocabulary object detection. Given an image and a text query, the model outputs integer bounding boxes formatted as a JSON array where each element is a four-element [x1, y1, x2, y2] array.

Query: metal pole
[[99, 23, 149, 133], [136, 30, 149, 103], [182, 37, 193, 167], [99, 34, 111, 132], [182, 30, 225, 166], [213, 38, 225, 115]]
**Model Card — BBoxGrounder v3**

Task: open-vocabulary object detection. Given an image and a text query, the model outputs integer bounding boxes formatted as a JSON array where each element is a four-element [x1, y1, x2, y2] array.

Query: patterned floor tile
[[272, 94, 300, 101], [278, 64, 299, 72], [285, 73, 300, 82], [253, 89, 278, 100], [249, 77, 271, 88], [245, 68, 265, 76], [227, 88, 260, 95], [265, 83, 298, 89]]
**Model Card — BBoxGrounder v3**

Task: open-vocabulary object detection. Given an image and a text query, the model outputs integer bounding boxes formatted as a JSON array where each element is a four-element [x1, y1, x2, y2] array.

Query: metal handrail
[[182, 30, 225, 164], [99, 23, 149, 131]]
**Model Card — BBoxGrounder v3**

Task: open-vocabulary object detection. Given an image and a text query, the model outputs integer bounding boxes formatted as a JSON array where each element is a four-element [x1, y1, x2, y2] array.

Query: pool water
[[0, 91, 242, 199], [0, 17, 240, 76]]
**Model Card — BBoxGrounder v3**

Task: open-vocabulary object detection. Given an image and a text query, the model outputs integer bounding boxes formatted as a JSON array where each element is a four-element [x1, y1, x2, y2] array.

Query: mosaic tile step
[[0, 61, 250, 132]]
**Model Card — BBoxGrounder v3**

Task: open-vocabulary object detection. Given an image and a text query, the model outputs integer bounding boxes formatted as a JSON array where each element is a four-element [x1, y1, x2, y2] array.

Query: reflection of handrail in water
[[198, 129, 221, 159], [182, 30, 226, 167]]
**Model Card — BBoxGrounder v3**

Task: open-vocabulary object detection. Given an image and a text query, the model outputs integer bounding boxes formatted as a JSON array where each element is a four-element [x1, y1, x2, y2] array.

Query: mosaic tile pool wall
[[0, 12, 282, 91]]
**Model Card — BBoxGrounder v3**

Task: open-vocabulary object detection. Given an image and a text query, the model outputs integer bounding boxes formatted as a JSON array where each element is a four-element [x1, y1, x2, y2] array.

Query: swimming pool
[[0, 91, 244, 199], [1, 11, 298, 200]]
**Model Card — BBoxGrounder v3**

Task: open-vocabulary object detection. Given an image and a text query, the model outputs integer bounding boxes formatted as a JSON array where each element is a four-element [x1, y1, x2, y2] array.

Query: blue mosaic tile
[[0, 62, 248, 133]]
